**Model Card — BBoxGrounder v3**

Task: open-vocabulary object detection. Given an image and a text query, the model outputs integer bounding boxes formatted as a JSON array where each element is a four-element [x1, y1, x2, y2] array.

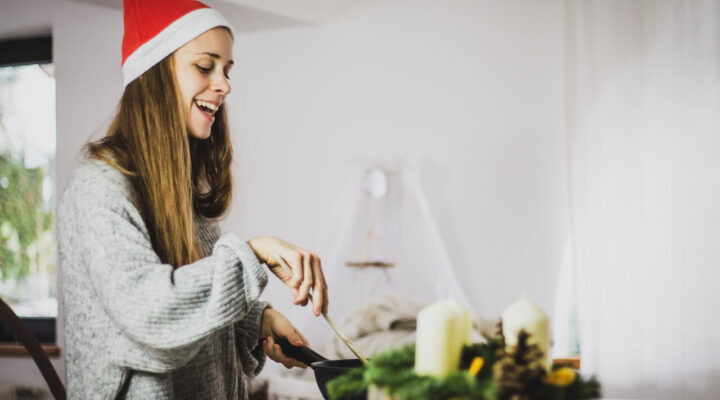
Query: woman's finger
[[296, 329, 310, 347], [320, 261, 329, 314], [273, 342, 284, 359], [263, 336, 307, 369], [320, 273, 329, 315], [265, 336, 280, 359], [275, 252, 302, 289], [288, 358, 307, 369], [290, 328, 304, 347], [274, 314, 304, 347], [262, 337, 280, 362], [282, 356, 306, 369], [311, 255, 326, 316], [321, 285, 329, 315], [271, 340, 290, 365], [295, 253, 313, 306], [275, 327, 303, 347], [271, 264, 293, 286]]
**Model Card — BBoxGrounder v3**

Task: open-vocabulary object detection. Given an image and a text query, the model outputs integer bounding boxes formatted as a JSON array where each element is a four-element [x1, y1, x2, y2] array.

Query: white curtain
[[567, 1, 720, 398]]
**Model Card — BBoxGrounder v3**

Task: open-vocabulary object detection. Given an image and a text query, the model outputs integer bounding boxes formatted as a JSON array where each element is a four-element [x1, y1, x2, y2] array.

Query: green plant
[[0, 151, 54, 301]]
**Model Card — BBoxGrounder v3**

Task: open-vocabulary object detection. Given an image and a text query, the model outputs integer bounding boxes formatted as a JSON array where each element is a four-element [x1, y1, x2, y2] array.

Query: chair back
[[0, 298, 66, 400]]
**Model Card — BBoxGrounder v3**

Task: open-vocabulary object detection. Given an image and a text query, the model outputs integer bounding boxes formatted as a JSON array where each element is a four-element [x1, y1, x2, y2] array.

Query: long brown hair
[[85, 54, 233, 268]]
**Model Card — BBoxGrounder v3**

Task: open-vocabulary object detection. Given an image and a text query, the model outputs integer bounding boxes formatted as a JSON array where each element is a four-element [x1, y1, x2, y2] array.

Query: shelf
[[552, 356, 580, 369], [0, 343, 60, 358]]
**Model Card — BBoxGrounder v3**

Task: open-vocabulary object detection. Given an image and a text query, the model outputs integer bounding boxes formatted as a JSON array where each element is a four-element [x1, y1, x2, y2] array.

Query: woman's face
[[173, 27, 234, 140]]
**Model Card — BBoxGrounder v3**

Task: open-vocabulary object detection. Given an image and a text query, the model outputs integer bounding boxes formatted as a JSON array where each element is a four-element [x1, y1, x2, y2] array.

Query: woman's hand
[[248, 236, 328, 316], [260, 308, 309, 369]]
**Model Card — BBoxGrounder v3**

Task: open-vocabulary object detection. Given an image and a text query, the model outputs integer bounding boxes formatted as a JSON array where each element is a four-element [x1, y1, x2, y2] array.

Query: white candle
[[446, 298, 471, 346], [414, 298, 471, 378], [367, 385, 391, 400], [502, 297, 550, 367]]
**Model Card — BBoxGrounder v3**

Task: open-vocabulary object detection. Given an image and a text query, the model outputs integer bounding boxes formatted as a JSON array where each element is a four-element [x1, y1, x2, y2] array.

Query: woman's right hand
[[247, 236, 328, 316], [260, 308, 309, 369]]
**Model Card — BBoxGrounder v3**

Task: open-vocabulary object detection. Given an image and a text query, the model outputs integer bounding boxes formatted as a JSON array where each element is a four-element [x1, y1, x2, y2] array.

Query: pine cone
[[493, 330, 547, 400]]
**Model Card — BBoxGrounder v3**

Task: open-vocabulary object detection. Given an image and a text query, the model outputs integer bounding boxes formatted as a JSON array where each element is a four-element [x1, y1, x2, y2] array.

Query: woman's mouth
[[194, 100, 219, 122]]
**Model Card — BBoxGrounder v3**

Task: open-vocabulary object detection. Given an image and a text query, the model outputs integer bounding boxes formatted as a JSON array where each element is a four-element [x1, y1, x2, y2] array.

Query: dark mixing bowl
[[275, 338, 367, 400], [311, 359, 366, 400]]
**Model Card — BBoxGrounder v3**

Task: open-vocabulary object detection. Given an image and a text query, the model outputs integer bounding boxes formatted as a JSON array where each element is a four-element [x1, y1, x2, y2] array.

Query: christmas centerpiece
[[326, 297, 600, 400]]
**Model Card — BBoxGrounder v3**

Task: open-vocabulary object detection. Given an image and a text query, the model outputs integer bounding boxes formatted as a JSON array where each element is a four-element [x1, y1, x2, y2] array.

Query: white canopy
[[297, 160, 472, 346]]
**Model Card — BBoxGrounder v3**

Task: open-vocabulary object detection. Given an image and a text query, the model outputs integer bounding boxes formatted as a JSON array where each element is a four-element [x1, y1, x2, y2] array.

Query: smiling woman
[[57, 0, 328, 399]]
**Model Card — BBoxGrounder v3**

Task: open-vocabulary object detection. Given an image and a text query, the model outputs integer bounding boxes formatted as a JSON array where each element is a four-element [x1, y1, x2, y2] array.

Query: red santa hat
[[122, 0, 235, 87]]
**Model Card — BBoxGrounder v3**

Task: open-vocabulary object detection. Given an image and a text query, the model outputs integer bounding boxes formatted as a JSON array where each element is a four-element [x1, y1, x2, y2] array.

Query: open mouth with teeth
[[194, 100, 219, 121]]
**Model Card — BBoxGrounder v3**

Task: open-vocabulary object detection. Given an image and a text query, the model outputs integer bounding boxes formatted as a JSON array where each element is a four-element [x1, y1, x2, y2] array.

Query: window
[[0, 36, 56, 344]]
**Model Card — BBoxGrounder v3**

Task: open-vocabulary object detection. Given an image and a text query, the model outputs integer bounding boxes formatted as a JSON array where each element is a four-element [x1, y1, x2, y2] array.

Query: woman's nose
[[212, 73, 231, 95]]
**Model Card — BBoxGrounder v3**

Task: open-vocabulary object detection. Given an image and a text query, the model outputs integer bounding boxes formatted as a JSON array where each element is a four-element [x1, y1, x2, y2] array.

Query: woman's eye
[[196, 65, 212, 74]]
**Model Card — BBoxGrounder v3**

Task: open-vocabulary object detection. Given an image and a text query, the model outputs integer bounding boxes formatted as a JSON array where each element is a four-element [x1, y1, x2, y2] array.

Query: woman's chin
[[188, 128, 212, 140]]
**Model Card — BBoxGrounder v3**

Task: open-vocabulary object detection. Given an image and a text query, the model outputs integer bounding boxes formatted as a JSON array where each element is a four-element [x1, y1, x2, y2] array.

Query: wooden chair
[[0, 298, 66, 400]]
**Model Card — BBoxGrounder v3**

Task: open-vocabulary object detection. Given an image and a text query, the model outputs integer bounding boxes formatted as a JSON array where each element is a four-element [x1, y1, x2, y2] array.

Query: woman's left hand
[[260, 308, 310, 369], [248, 236, 328, 316]]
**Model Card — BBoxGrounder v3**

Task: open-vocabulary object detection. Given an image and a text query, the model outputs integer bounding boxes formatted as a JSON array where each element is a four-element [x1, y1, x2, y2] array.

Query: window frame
[[0, 35, 56, 346], [0, 36, 52, 66]]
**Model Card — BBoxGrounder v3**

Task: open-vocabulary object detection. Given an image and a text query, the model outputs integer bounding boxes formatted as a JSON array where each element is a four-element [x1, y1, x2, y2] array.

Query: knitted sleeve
[[58, 163, 268, 372], [200, 217, 271, 376], [234, 302, 271, 377], [197, 214, 271, 377]]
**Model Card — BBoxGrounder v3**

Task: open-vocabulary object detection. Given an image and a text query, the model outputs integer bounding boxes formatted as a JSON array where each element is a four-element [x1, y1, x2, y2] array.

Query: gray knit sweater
[[58, 159, 269, 399]]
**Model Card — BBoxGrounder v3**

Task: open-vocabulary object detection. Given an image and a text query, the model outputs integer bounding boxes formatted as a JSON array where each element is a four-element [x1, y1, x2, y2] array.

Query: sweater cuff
[[213, 233, 268, 294], [235, 301, 271, 377]]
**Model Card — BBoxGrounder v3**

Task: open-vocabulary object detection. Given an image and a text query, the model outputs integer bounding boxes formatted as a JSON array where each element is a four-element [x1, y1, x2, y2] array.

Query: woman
[[57, 0, 327, 398]]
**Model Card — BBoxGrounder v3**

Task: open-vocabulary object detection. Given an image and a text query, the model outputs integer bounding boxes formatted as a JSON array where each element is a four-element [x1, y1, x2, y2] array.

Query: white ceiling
[[221, 0, 329, 23], [70, 0, 330, 24]]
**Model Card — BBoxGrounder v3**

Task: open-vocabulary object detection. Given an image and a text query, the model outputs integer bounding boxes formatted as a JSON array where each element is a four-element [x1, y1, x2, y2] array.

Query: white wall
[[223, 0, 568, 334], [1, 0, 123, 392], [0, 0, 568, 392]]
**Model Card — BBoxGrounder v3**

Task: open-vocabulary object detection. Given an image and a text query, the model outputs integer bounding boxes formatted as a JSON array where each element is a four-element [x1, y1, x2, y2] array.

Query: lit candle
[[414, 298, 471, 378], [502, 297, 550, 367]]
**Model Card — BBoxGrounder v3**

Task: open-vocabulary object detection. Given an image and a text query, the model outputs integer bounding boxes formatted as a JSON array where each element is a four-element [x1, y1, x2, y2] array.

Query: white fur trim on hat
[[122, 8, 234, 87]]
